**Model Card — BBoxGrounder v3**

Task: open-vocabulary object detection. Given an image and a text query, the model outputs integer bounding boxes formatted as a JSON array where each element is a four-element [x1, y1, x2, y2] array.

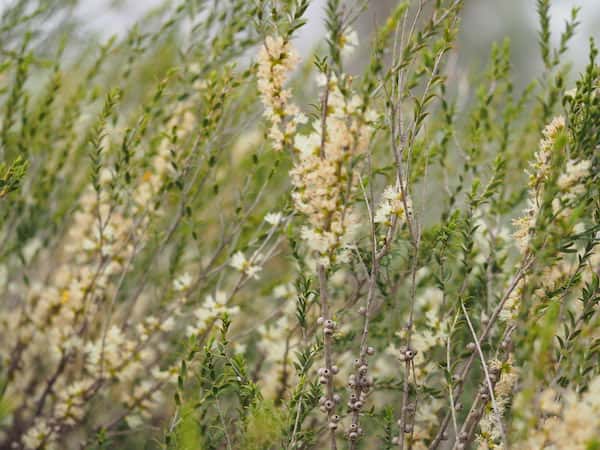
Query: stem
[[429, 258, 533, 449], [459, 299, 507, 447], [319, 263, 337, 450]]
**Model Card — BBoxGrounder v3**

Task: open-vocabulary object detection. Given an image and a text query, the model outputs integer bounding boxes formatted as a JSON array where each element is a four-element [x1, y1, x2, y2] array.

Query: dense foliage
[[0, 0, 598, 449]]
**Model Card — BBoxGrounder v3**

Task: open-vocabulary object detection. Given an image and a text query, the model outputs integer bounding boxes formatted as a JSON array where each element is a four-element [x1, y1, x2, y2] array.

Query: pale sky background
[[0, 0, 599, 83]]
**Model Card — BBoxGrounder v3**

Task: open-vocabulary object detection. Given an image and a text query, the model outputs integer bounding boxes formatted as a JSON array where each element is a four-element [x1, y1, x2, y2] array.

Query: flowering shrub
[[0, 0, 598, 449]]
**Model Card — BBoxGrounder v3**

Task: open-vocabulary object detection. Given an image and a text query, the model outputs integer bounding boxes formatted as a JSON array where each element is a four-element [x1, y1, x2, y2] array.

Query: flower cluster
[[528, 116, 566, 189], [1, 2, 598, 449], [186, 291, 240, 336], [2, 70, 205, 450], [374, 184, 413, 227], [513, 116, 566, 252], [257, 35, 302, 151], [230, 251, 263, 279], [552, 158, 592, 217], [290, 75, 374, 266], [475, 357, 518, 449], [514, 376, 600, 449]]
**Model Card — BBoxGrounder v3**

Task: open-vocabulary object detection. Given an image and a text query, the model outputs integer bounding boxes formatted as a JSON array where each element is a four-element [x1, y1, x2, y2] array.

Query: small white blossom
[[374, 185, 412, 226], [557, 159, 591, 192], [22, 419, 55, 450], [230, 251, 262, 279], [340, 28, 359, 57], [265, 212, 283, 226], [230, 251, 248, 271], [186, 291, 240, 336], [173, 272, 193, 292]]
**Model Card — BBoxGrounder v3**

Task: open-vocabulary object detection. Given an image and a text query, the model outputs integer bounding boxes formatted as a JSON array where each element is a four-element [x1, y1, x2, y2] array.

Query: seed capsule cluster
[[391, 347, 419, 446], [346, 346, 377, 442], [316, 316, 340, 431]]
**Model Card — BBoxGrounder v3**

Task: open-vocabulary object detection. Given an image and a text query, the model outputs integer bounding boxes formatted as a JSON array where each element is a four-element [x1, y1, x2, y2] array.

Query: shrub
[[0, 0, 598, 449]]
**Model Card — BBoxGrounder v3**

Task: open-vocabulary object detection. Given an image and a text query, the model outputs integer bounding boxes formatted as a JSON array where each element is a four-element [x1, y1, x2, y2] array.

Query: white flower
[[173, 272, 193, 292], [265, 212, 283, 226], [374, 185, 412, 226], [365, 108, 379, 123], [160, 317, 175, 332], [294, 132, 321, 157], [245, 264, 262, 279], [340, 28, 359, 57], [186, 291, 240, 336], [22, 419, 55, 450], [296, 112, 308, 125], [300, 227, 334, 254], [557, 159, 591, 191], [230, 251, 262, 279], [315, 72, 328, 87], [230, 251, 248, 271], [374, 201, 393, 224]]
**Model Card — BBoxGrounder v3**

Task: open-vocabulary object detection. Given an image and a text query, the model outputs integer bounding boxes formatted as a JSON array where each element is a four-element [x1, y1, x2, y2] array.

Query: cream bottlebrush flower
[[257, 35, 301, 151], [528, 115, 565, 188], [264, 212, 283, 226], [315, 71, 328, 87], [374, 184, 413, 226], [2, 60, 204, 449], [513, 116, 566, 253], [492, 357, 518, 399], [289, 76, 374, 267], [340, 27, 359, 57], [230, 250, 262, 279]]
